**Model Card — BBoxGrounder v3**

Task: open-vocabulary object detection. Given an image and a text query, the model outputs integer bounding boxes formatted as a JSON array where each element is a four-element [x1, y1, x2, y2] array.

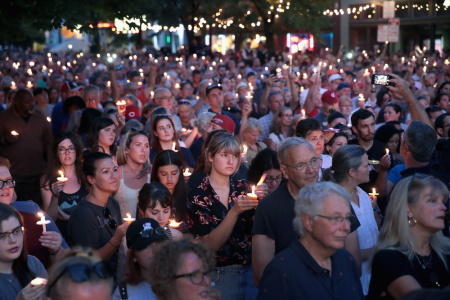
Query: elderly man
[[257, 182, 364, 300]]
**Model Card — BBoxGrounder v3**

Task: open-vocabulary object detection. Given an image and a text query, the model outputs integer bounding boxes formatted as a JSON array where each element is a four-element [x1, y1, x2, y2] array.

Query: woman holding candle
[[114, 129, 151, 219], [247, 148, 283, 194], [240, 117, 266, 165], [86, 117, 118, 159], [323, 145, 380, 295], [368, 174, 450, 299], [149, 114, 196, 169], [374, 124, 405, 167], [151, 150, 188, 222], [0, 203, 47, 300], [40, 132, 88, 238], [137, 183, 183, 239], [186, 131, 266, 300], [268, 107, 294, 150], [67, 152, 130, 279]]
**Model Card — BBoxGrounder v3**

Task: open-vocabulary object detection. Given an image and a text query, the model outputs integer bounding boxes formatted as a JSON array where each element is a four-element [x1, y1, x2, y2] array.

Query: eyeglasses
[[102, 207, 118, 229], [139, 226, 166, 238], [0, 226, 24, 242], [47, 262, 112, 296], [57, 146, 76, 154], [174, 269, 219, 285], [317, 215, 355, 225], [0, 179, 15, 189], [265, 175, 283, 183], [284, 157, 322, 173]]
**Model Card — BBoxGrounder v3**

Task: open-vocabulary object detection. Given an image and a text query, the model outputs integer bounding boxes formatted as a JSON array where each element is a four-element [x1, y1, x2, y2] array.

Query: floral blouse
[[186, 176, 254, 267]]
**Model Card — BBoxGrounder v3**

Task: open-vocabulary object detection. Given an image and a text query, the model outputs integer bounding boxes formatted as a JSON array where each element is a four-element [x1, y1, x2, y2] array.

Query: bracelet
[[108, 240, 119, 248]]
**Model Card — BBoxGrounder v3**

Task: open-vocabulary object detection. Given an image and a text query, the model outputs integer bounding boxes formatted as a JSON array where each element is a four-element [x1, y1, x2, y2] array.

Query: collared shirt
[[186, 176, 254, 267], [257, 240, 364, 300], [258, 111, 274, 141]]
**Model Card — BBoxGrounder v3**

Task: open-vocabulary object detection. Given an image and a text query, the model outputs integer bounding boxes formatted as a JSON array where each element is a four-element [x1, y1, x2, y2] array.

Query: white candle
[[386, 148, 390, 155], [183, 168, 192, 177], [57, 170, 68, 182], [257, 174, 267, 186], [36, 212, 50, 232], [169, 219, 182, 228], [172, 142, 178, 152], [31, 278, 48, 286], [247, 185, 257, 198], [358, 94, 365, 102], [123, 213, 135, 222], [46, 117, 51, 122], [11, 130, 19, 136]]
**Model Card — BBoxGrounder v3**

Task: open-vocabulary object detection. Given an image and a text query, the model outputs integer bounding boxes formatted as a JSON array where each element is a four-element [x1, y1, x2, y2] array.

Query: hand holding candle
[[11, 130, 19, 136], [57, 170, 68, 182], [183, 168, 192, 178], [36, 212, 50, 232], [247, 185, 258, 199], [369, 188, 379, 196], [386, 148, 390, 155], [169, 219, 182, 228], [31, 277, 48, 286]]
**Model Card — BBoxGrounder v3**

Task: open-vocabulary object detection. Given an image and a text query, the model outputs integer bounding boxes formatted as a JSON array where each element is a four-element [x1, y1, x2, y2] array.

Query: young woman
[[138, 183, 183, 240], [268, 107, 293, 149], [112, 218, 169, 300], [368, 174, 450, 299], [40, 132, 87, 238], [186, 131, 266, 300], [247, 148, 282, 194], [374, 124, 404, 167], [115, 129, 151, 218], [0, 203, 47, 300], [151, 150, 188, 222], [86, 117, 118, 159], [324, 131, 349, 157], [323, 145, 380, 295], [67, 152, 130, 278], [149, 114, 196, 168]]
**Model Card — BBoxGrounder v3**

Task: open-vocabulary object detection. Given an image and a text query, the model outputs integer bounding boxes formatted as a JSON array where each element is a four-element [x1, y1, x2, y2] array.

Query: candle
[[46, 117, 51, 122], [31, 278, 48, 286], [257, 174, 267, 186], [116, 100, 127, 114], [247, 185, 257, 198], [358, 94, 365, 102], [183, 168, 192, 177], [169, 219, 182, 228], [386, 148, 390, 155], [57, 170, 68, 182], [369, 188, 379, 196], [36, 212, 50, 232], [368, 160, 379, 165], [26, 81, 33, 89], [123, 213, 135, 222], [301, 109, 306, 116], [11, 130, 19, 136], [445, 59, 449, 65], [107, 81, 111, 87], [172, 142, 178, 152], [242, 144, 248, 157]]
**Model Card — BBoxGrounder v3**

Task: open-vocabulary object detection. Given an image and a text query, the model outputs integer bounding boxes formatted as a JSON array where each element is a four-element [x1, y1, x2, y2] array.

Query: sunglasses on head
[[103, 207, 118, 229]]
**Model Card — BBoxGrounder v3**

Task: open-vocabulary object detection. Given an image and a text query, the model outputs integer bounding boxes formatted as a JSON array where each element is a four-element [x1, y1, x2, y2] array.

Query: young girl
[[137, 182, 183, 240], [40, 132, 87, 238], [0, 203, 47, 300], [87, 117, 118, 160]]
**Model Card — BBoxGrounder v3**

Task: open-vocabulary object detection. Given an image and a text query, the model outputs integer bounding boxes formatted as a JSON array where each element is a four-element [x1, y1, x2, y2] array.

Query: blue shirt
[[257, 240, 364, 300]]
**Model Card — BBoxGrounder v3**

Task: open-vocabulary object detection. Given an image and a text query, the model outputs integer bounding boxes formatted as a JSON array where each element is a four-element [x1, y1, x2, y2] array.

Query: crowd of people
[[0, 43, 450, 300]]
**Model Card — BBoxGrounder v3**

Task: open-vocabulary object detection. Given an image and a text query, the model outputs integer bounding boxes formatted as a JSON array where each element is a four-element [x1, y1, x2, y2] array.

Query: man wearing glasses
[[257, 182, 364, 300]]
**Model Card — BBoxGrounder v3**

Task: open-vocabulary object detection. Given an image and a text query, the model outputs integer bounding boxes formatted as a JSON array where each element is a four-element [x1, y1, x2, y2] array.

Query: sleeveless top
[[114, 167, 151, 218], [59, 186, 88, 215]]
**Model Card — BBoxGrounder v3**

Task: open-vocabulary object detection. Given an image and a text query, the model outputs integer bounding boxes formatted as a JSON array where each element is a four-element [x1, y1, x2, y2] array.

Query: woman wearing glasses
[[67, 152, 130, 279], [150, 239, 220, 300], [367, 174, 450, 300], [115, 129, 151, 219], [40, 132, 88, 239], [149, 114, 196, 169], [247, 148, 283, 194], [0, 203, 47, 300], [112, 218, 169, 300], [323, 145, 380, 295], [187, 131, 266, 300], [268, 107, 294, 150]]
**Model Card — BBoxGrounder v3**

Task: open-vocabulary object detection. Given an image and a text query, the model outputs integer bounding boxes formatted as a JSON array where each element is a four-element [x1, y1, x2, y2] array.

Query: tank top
[[58, 186, 88, 215]]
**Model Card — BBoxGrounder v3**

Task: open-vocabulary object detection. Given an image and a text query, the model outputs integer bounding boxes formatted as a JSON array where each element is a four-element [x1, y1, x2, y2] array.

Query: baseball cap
[[321, 90, 340, 105], [205, 83, 222, 96], [236, 81, 248, 91], [126, 218, 169, 251], [125, 105, 140, 120], [337, 82, 351, 91], [328, 74, 343, 83], [210, 114, 236, 134]]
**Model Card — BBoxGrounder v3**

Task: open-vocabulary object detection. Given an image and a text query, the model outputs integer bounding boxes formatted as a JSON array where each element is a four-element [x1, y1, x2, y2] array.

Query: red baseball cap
[[321, 90, 339, 105], [210, 114, 235, 134]]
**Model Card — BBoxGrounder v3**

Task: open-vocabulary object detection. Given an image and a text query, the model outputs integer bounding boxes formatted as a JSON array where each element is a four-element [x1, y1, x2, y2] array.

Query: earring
[[408, 216, 417, 227]]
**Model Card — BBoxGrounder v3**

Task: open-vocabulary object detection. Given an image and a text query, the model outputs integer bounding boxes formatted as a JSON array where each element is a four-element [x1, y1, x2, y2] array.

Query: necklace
[[415, 252, 433, 269]]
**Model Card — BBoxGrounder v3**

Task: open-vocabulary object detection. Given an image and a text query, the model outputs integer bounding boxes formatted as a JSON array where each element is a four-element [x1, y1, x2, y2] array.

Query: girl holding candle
[[40, 132, 87, 238], [0, 203, 47, 300], [86, 117, 118, 160], [137, 183, 183, 240], [114, 129, 151, 219], [151, 150, 188, 222], [67, 152, 130, 279], [323, 145, 380, 295], [186, 131, 266, 300], [149, 114, 196, 169]]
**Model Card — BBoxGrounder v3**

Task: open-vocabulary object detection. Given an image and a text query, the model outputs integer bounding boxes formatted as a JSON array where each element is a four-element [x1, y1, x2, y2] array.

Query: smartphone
[[270, 69, 280, 82], [371, 74, 393, 86]]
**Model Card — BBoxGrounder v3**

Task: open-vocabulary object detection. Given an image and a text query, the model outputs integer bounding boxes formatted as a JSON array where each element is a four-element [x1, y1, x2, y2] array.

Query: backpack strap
[[118, 282, 128, 300]]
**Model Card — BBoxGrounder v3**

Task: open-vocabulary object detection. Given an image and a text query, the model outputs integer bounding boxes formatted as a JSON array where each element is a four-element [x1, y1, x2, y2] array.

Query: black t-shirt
[[349, 139, 387, 193], [253, 183, 360, 254], [367, 249, 450, 300]]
